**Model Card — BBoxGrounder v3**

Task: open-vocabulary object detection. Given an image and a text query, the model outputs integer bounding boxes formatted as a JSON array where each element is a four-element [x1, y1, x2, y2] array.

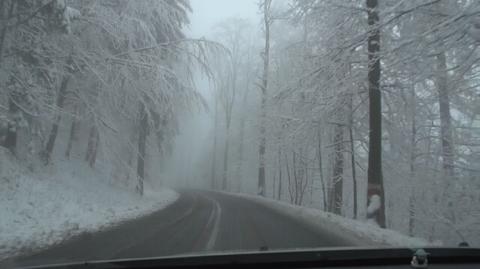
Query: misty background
[[1, 0, 479, 252]]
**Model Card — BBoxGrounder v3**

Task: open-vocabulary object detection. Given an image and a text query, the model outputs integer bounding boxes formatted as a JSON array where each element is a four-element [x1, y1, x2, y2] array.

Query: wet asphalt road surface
[[4, 190, 357, 267]]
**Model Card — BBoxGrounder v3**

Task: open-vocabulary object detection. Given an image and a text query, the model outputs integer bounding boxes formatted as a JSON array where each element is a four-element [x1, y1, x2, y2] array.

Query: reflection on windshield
[[0, 0, 479, 266]]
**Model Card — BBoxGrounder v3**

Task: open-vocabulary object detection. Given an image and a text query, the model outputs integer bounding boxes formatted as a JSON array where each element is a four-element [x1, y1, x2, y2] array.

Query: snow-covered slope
[[235, 193, 435, 247], [0, 149, 178, 260]]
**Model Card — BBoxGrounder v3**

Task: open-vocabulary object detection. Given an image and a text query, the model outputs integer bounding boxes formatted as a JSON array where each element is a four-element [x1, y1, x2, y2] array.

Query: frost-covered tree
[[0, 0, 216, 196], [223, 0, 480, 243]]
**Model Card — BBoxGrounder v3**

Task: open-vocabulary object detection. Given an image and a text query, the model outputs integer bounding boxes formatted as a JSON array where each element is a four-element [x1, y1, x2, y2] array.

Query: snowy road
[[6, 191, 357, 267]]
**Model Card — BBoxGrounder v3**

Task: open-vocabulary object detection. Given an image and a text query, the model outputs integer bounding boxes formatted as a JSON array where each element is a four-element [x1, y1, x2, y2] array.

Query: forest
[[1, 0, 479, 247]]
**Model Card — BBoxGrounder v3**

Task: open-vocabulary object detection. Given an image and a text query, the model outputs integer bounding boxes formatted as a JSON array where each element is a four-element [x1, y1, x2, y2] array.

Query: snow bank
[[0, 149, 178, 260], [235, 193, 433, 247]]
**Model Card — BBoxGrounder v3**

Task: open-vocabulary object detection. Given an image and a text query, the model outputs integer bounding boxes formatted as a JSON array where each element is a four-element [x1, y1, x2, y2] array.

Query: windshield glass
[[1, 0, 479, 267]]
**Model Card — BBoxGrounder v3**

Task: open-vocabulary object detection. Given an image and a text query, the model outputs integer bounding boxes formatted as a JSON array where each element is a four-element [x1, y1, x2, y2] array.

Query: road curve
[[5, 190, 357, 267]]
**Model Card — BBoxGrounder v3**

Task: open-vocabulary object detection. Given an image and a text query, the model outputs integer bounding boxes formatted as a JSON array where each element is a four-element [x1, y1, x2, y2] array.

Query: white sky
[[186, 0, 260, 38]]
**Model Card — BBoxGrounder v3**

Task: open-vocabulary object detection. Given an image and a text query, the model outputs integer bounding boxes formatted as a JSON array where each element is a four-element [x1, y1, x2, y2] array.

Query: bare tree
[[436, 52, 455, 176], [366, 0, 386, 228], [257, 0, 273, 196]]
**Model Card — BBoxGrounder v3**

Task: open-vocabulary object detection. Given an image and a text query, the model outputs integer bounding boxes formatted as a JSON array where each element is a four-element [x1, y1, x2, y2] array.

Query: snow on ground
[[0, 149, 178, 260], [234, 193, 435, 247]]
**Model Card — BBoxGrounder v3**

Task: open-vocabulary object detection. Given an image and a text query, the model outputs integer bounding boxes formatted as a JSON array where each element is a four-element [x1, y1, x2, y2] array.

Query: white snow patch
[[0, 149, 178, 260], [233, 193, 436, 247], [367, 194, 381, 215]]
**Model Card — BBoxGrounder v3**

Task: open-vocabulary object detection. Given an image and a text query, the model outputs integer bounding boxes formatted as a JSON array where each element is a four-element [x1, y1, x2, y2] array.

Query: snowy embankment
[[236, 193, 433, 247], [0, 149, 178, 260]]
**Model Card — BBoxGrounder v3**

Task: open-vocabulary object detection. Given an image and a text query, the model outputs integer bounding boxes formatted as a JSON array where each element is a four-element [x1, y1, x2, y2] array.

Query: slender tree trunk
[[211, 97, 218, 189], [366, 0, 386, 228], [408, 81, 417, 236], [3, 97, 18, 154], [332, 123, 344, 215], [236, 112, 246, 189], [257, 65, 267, 196], [1, 2, 17, 152], [349, 94, 358, 219], [257, 0, 272, 196], [349, 125, 358, 218], [65, 120, 77, 159], [236, 68, 252, 191], [126, 148, 133, 182], [426, 119, 434, 168], [85, 125, 99, 167], [310, 168, 314, 205], [90, 129, 99, 167], [222, 122, 230, 190], [136, 103, 148, 196], [43, 76, 70, 164], [272, 169, 276, 199], [285, 152, 294, 204], [436, 50, 457, 227], [277, 147, 282, 200], [292, 151, 298, 205], [317, 127, 327, 211], [436, 52, 454, 176], [299, 154, 308, 205], [293, 151, 298, 205], [0, 0, 14, 65], [65, 106, 78, 159], [0, 1, 4, 33], [0, 0, 7, 149]]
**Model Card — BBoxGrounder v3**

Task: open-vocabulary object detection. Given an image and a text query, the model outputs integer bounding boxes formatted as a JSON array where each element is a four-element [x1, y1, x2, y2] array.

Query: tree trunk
[[317, 127, 327, 211], [299, 152, 309, 205], [126, 144, 134, 183], [349, 98, 358, 219], [408, 80, 417, 236], [85, 125, 99, 167], [136, 103, 148, 196], [277, 147, 282, 200], [3, 97, 18, 154], [257, 65, 267, 196], [293, 151, 298, 205], [65, 106, 78, 159], [236, 81, 251, 191], [366, 0, 386, 228], [331, 124, 344, 215], [436, 52, 454, 176], [272, 169, 276, 199], [257, 0, 272, 197], [286, 152, 294, 204], [211, 97, 218, 189], [43, 75, 70, 164], [236, 119, 245, 175], [236, 111, 246, 191], [90, 129, 99, 167], [0, 0, 14, 65], [0, 0, 7, 63], [436, 50, 458, 227], [222, 122, 230, 190]]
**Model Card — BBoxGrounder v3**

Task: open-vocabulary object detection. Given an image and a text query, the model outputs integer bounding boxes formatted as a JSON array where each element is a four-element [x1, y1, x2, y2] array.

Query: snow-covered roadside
[[234, 193, 434, 247], [0, 149, 179, 260]]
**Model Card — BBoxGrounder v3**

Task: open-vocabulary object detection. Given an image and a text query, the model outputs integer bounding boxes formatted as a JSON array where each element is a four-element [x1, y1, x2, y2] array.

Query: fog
[[1, 0, 479, 248], [187, 0, 260, 38], [160, 0, 480, 245], [162, 0, 261, 191]]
